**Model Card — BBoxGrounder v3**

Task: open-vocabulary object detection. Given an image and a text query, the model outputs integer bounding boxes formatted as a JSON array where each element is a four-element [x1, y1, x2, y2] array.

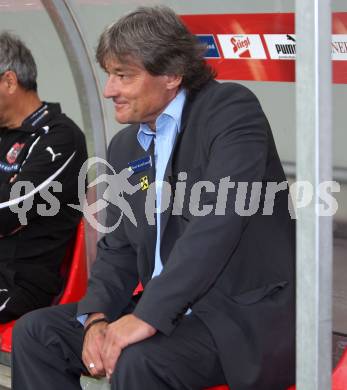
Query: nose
[[103, 75, 119, 99]]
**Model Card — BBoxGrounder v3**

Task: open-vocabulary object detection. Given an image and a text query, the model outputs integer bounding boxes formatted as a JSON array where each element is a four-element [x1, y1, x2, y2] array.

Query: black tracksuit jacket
[[0, 102, 87, 311]]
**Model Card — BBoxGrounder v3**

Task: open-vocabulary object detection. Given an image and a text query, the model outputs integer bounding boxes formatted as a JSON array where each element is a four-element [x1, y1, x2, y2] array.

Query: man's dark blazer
[[78, 80, 295, 390]]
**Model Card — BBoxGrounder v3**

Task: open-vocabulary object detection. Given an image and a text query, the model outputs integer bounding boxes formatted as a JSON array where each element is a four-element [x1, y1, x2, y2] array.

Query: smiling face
[[103, 57, 182, 130]]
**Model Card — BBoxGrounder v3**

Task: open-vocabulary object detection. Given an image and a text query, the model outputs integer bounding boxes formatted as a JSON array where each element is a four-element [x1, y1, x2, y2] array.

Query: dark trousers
[[12, 303, 226, 390], [0, 272, 54, 323]]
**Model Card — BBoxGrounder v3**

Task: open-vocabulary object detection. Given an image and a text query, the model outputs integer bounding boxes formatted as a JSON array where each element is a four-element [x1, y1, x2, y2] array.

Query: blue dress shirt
[[137, 89, 186, 278]]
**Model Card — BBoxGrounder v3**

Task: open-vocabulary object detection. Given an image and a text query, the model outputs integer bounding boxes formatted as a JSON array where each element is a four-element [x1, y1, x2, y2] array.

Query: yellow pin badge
[[140, 176, 149, 191]]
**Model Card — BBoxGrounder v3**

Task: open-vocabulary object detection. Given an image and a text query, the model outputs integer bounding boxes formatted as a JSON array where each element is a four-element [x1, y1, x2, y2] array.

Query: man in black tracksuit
[[0, 32, 87, 322]]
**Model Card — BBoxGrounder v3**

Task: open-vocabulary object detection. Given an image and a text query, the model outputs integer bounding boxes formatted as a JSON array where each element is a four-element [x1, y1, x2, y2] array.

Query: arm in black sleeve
[[77, 134, 139, 321], [0, 125, 82, 235]]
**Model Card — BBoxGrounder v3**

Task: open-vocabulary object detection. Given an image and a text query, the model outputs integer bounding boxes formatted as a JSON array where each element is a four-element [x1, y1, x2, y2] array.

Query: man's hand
[[101, 314, 156, 379], [82, 313, 108, 377]]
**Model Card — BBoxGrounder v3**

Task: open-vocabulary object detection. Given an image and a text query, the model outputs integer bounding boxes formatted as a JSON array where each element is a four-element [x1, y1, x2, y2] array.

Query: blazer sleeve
[[133, 83, 270, 335], [77, 136, 139, 321]]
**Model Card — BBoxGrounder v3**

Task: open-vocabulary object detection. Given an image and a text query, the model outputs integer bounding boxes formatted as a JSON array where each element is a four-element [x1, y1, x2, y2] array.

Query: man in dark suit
[[12, 6, 295, 390]]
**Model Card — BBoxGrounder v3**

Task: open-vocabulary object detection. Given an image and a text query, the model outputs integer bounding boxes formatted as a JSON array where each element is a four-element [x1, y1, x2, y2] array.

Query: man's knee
[[113, 342, 155, 381], [112, 341, 181, 390], [13, 307, 51, 347], [117, 343, 144, 372]]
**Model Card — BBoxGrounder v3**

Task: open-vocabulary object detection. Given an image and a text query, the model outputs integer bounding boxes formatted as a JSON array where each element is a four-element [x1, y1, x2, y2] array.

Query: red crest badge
[[6, 143, 25, 164]]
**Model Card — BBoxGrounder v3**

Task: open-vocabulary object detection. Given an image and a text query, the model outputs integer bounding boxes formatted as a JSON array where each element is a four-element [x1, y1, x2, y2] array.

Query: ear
[[166, 74, 183, 91], [1, 70, 19, 94]]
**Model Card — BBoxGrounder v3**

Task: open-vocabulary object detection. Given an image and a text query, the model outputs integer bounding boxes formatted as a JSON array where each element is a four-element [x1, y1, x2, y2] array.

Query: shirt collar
[[137, 89, 186, 151], [159, 88, 186, 133], [3, 102, 61, 133]]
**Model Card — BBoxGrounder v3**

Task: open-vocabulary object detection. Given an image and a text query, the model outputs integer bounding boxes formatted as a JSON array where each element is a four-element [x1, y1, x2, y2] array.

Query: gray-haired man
[[0, 32, 87, 322], [12, 6, 295, 390]]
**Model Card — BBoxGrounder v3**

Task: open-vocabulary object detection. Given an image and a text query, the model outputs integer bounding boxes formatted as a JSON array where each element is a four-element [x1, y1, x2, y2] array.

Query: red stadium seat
[[0, 320, 15, 354], [205, 347, 347, 390], [331, 347, 347, 390], [286, 347, 347, 390], [55, 219, 88, 305], [0, 219, 88, 353], [133, 282, 143, 295]]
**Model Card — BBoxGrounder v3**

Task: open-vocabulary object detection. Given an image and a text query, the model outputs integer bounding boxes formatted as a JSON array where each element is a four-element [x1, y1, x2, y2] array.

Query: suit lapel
[[159, 133, 180, 243], [124, 137, 157, 281], [143, 142, 157, 278], [159, 95, 192, 243]]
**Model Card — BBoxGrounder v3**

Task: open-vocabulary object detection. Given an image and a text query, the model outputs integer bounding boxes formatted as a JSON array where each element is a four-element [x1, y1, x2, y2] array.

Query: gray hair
[[96, 6, 215, 92], [0, 31, 37, 91]]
